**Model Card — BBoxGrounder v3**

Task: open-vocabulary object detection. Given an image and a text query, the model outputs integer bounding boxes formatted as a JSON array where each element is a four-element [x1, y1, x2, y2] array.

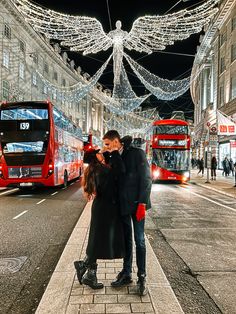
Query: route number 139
[[19, 122, 30, 130]]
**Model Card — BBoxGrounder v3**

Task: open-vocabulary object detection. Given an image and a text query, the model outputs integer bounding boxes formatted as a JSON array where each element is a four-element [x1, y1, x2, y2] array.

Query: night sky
[[32, 0, 205, 120]]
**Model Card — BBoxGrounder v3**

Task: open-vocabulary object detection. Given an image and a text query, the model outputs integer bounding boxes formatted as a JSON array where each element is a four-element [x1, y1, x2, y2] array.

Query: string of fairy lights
[[10, 0, 219, 135]]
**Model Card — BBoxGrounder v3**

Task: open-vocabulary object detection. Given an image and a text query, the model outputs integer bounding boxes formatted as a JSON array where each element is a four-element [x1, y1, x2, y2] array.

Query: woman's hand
[[84, 192, 96, 201]]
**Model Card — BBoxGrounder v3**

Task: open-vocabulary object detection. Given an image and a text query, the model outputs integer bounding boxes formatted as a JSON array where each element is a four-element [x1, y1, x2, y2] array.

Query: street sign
[[210, 126, 217, 135], [207, 122, 211, 127]]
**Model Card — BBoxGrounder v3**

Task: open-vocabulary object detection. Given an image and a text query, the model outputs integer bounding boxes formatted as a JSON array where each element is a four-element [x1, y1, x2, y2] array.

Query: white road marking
[[37, 199, 46, 205], [0, 188, 19, 196], [51, 191, 58, 196], [13, 210, 28, 220], [182, 189, 236, 213]]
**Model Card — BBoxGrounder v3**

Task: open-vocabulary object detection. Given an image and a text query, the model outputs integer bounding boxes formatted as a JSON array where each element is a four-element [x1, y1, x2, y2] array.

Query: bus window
[[153, 125, 188, 135]]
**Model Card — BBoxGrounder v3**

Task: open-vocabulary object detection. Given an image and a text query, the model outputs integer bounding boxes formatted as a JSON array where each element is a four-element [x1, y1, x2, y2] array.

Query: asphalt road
[[146, 182, 236, 314], [0, 180, 86, 314], [1, 182, 236, 314]]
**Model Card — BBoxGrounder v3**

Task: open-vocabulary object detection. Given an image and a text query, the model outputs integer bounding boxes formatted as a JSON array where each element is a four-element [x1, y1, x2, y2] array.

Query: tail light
[[47, 159, 54, 176], [0, 165, 3, 178]]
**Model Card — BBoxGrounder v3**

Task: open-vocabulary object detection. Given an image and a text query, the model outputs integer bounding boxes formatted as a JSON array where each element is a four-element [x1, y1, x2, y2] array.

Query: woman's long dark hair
[[82, 159, 102, 199]]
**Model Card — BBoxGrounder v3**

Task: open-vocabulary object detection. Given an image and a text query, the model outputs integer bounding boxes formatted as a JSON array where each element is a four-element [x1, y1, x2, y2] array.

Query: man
[[103, 130, 152, 296]]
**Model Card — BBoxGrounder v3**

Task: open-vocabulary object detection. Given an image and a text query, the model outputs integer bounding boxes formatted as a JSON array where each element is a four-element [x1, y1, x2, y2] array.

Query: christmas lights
[[35, 54, 111, 103], [103, 108, 160, 136], [13, 0, 218, 85], [125, 53, 190, 100]]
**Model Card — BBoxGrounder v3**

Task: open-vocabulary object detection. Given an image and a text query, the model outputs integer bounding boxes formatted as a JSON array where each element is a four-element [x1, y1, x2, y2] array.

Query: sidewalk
[[35, 169, 236, 314], [36, 201, 184, 314], [190, 168, 236, 199]]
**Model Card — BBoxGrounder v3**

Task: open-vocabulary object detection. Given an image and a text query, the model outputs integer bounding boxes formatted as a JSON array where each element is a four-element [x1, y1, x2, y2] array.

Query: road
[[1, 181, 236, 314], [146, 182, 236, 314], [0, 180, 86, 314]]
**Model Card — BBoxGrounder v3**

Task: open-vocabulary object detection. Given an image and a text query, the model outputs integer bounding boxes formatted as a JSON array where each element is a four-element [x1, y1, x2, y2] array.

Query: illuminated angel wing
[[124, 0, 218, 53], [13, 0, 112, 55]]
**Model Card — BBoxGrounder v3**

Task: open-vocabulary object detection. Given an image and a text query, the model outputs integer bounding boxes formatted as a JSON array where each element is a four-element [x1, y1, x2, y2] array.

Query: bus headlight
[[183, 172, 190, 178], [153, 170, 160, 179]]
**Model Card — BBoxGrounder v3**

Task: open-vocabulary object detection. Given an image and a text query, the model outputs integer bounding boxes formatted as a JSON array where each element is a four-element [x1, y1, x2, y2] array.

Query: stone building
[[190, 0, 236, 167], [0, 0, 105, 140]]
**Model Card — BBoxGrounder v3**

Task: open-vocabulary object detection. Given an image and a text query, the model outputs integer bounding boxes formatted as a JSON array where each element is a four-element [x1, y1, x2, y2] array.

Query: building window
[[32, 72, 37, 86], [19, 62, 25, 79], [231, 44, 236, 63], [19, 40, 26, 53], [232, 16, 236, 31], [230, 77, 236, 100], [44, 62, 49, 74], [219, 85, 224, 105], [3, 50, 10, 69], [43, 84, 48, 95], [220, 57, 225, 74], [62, 78, 66, 86], [31, 53, 38, 65], [2, 80, 10, 100], [220, 32, 227, 46], [53, 71, 58, 81], [52, 88, 57, 100], [4, 24, 11, 39]]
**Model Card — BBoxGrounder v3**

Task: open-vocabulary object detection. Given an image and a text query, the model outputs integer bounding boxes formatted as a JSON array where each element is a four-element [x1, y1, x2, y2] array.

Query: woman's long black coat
[[86, 154, 125, 260]]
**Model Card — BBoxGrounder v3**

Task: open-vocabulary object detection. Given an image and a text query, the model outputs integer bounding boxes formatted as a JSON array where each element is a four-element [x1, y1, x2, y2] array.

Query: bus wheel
[[63, 171, 68, 188]]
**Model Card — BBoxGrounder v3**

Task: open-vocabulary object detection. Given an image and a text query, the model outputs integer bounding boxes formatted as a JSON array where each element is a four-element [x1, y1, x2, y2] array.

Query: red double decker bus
[[0, 101, 83, 188], [151, 119, 190, 182]]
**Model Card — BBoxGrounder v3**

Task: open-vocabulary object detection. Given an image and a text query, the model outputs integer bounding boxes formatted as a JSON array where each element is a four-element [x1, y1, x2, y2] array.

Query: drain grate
[[0, 256, 28, 275]]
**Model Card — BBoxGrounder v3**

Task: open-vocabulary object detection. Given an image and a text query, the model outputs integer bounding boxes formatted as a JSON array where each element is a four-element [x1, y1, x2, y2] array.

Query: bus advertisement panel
[[151, 119, 190, 182], [0, 101, 83, 188]]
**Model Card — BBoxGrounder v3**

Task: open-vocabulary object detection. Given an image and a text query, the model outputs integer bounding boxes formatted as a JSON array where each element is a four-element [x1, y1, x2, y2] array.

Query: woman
[[211, 156, 217, 180], [74, 148, 125, 289]]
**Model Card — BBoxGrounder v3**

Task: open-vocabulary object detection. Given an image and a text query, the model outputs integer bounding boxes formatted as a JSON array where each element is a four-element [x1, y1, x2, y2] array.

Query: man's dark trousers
[[121, 213, 146, 277]]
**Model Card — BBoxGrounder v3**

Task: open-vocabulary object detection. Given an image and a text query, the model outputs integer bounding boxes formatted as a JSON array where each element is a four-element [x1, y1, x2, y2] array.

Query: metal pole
[[205, 127, 210, 183]]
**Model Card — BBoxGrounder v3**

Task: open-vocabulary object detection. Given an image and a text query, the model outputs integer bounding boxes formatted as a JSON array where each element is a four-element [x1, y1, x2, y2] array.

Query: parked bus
[[151, 119, 190, 182], [0, 101, 83, 188]]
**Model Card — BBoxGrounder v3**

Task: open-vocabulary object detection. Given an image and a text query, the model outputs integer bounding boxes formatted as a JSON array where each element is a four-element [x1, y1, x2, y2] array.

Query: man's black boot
[[111, 270, 132, 287], [137, 274, 147, 296], [74, 257, 88, 284], [82, 263, 104, 289]]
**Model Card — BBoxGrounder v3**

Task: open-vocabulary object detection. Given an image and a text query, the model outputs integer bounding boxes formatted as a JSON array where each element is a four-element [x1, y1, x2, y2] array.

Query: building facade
[[0, 0, 105, 140], [190, 0, 236, 168]]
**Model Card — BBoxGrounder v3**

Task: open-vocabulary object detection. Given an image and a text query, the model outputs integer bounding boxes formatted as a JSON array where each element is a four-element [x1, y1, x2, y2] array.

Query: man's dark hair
[[103, 130, 121, 141]]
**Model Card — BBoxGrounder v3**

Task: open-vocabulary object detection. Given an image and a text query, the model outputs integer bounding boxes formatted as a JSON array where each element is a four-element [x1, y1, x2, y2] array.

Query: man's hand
[[136, 203, 146, 222]]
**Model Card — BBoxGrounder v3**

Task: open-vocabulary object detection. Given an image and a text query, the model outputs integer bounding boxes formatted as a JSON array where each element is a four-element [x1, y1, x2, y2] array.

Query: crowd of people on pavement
[[191, 156, 236, 180]]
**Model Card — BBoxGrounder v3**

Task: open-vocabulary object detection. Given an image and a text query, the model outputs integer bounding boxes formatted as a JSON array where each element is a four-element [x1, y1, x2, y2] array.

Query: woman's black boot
[[74, 258, 88, 284], [82, 263, 104, 289]]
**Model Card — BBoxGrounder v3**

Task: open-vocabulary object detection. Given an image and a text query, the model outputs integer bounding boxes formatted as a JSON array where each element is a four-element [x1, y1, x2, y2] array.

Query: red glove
[[136, 203, 146, 222]]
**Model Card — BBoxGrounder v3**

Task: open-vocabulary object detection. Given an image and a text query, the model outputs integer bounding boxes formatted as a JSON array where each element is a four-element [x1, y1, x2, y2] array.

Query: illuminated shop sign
[[158, 139, 187, 146]]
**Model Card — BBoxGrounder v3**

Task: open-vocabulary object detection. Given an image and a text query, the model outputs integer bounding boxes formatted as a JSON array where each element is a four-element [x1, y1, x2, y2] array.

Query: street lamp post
[[205, 125, 211, 184]]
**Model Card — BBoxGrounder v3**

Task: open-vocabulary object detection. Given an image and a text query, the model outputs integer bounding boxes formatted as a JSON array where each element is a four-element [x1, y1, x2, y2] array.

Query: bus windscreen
[[152, 148, 189, 171], [153, 125, 188, 135], [0, 108, 48, 120]]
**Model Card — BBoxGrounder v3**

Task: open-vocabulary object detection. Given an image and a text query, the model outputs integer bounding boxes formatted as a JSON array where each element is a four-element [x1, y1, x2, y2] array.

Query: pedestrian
[[229, 158, 234, 176], [211, 156, 217, 180], [102, 130, 152, 296], [222, 157, 230, 176], [197, 157, 204, 176], [73, 148, 125, 289]]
